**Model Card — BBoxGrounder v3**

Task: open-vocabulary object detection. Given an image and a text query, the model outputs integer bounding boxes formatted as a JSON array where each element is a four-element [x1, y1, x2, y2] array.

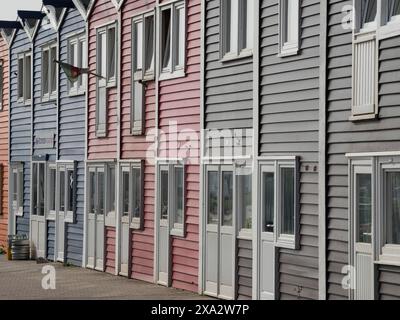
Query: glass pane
[[281, 167, 294, 235], [388, 0, 400, 19], [207, 171, 219, 224], [32, 164, 37, 215], [386, 172, 400, 245], [19, 170, 24, 209], [99, 32, 107, 78], [135, 21, 143, 70], [38, 163, 45, 216], [160, 170, 169, 220], [18, 58, 24, 98], [107, 27, 116, 80], [176, 6, 185, 67], [12, 171, 18, 210], [239, 0, 247, 50], [263, 172, 275, 233], [98, 171, 105, 215], [245, 0, 253, 49], [89, 171, 95, 214], [361, 0, 377, 25], [224, 0, 231, 53], [122, 170, 129, 216], [49, 168, 56, 211], [109, 166, 115, 213], [25, 56, 31, 100], [132, 168, 141, 219], [174, 167, 184, 224], [222, 171, 233, 226], [145, 16, 154, 72], [238, 173, 252, 229], [67, 169, 74, 212], [161, 9, 171, 69], [59, 170, 65, 212], [50, 47, 57, 93], [356, 173, 372, 243], [42, 50, 49, 95]]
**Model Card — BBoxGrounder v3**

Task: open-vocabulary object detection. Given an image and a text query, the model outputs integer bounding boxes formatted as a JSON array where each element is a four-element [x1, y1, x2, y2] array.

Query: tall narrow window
[[238, 172, 252, 231], [160, 1, 185, 77], [170, 166, 184, 236], [132, 167, 142, 221], [11, 165, 24, 216], [107, 26, 116, 83], [221, 0, 253, 59], [386, 172, 400, 245], [41, 43, 57, 100], [47, 165, 56, 220], [160, 169, 169, 220], [263, 172, 275, 233], [360, 0, 377, 31], [18, 53, 32, 102], [59, 167, 65, 212], [222, 171, 233, 226], [387, 0, 400, 22], [89, 170, 96, 214], [280, 167, 294, 235], [207, 171, 219, 224], [144, 15, 155, 74], [279, 0, 299, 56], [32, 163, 45, 217], [18, 57, 24, 100], [66, 167, 74, 215], [122, 169, 129, 216], [98, 170, 105, 215], [25, 55, 31, 101], [356, 173, 372, 243], [108, 165, 116, 216], [68, 34, 86, 95]]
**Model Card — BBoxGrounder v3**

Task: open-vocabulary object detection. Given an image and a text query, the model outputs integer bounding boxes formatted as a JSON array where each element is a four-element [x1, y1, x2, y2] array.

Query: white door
[[353, 166, 374, 300], [87, 167, 105, 271], [120, 166, 130, 276], [204, 166, 236, 299], [158, 165, 171, 286], [259, 164, 276, 300], [30, 162, 47, 259], [56, 166, 65, 262]]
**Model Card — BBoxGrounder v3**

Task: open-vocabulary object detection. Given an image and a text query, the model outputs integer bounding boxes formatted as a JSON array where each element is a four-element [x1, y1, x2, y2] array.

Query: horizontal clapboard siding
[[0, 36, 9, 249], [10, 29, 31, 236], [379, 265, 400, 300], [59, 8, 86, 267], [237, 239, 252, 300], [260, 0, 320, 300]]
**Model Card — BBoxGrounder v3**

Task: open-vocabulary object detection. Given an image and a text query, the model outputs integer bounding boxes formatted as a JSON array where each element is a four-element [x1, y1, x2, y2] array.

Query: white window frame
[[10, 164, 24, 217], [159, 1, 186, 80], [31, 161, 47, 218], [258, 157, 299, 250], [57, 162, 76, 223], [41, 42, 58, 101], [158, 161, 186, 237], [236, 166, 252, 239], [278, 0, 300, 57], [67, 33, 87, 96], [220, 0, 254, 61], [105, 163, 116, 227], [120, 161, 144, 230], [87, 164, 107, 220], [17, 52, 32, 104], [46, 163, 57, 221]]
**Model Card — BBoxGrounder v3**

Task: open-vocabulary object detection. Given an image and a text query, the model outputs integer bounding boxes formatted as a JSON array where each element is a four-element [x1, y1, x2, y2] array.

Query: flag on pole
[[54, 60, 104, 82]]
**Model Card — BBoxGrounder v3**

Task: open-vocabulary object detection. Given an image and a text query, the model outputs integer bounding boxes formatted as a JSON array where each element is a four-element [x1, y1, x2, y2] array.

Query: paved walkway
[[0, 255, 210, 300]]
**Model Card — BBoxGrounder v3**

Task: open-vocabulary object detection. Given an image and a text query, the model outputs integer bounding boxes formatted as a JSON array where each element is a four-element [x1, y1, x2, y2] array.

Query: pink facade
[[157, 0, 201, 292]]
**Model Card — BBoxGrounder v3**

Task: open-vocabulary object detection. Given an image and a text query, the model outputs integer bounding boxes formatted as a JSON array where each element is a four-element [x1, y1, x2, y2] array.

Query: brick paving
[[0, 254, 210, 300]]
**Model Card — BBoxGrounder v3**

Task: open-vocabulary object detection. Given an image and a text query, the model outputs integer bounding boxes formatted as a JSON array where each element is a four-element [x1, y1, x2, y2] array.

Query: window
[[88, 166, 105, 216], [47, 164, 56, 220], [57, 163, 76, 223], [120, 162, 144, 229], [68, 34, 87, 95], [42, 43, 57, 100], [11, 164, 24, 217], [237, 169, 252, 233], [222, 170, 233, 226], [108, 164, 116, 218], [158, 163, 185, 237], [132, 13, 155, 135], [385, 171, 400, 245], [356, 173, 372, 243], [159, 1, 185, 79], [221, 0, 253, 59], [0, 63, 3, 110], [32, 162, 46, 217], [207, 170, 219, 225], [18, 52, 32, 103], [96, 23, 117, 137], [259, 159, 299, 249], [387, 0, 400, 23], [279, 0, 300, 56]]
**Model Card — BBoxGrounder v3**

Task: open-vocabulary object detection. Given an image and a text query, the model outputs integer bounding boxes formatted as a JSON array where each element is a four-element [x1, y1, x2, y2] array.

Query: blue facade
[[59, 8, 86, 266], [10, 28, 32, 236]]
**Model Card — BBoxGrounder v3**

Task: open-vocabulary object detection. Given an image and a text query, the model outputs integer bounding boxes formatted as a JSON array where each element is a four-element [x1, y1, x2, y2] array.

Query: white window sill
[[68, 90, 86, 97], [15, 211, 24, 217], [170, 225, 184, 237], [105, 213, 116, 227], [143, 72, 155, 82], [18, 99, 31, 106], [349, 112, 378, 122], [65, 212, 74, 223], [159, 70, 185, 81], [238, 229, 252, 240], [221, 50, 253, 63], [41, 96, 57, 104], [278, 45, 299, 58], [379, 22, 400, 40], [46, 212, 56, 221], [130, 218, 142, 230], [106, 80, 117, 89], [96, 130, 107, 138], [276, 234, 297, 250]]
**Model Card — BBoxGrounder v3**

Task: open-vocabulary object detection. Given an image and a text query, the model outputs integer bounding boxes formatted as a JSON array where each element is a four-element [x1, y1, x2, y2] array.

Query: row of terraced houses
[[0, 0, 400, 300]]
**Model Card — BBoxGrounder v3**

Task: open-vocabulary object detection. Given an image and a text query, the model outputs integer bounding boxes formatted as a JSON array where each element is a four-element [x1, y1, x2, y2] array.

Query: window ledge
[[349, 113, 378, 122], [159, 70, 186, 81], [379, 23, 400, 40], [130, 218, 142, 230], [17, 99, 31, 107], [96, 131, 107, 138], [238, 229, 252, 240], [46, 213, 56, 221], [68, 90, 86, 98], [276, 235, 297, 250], [278, 48, 299, 58], [40, 97, 57, 105], [170, 227, 184, 238], [220, 51, 253, 63], [375, 259, 400, 267]]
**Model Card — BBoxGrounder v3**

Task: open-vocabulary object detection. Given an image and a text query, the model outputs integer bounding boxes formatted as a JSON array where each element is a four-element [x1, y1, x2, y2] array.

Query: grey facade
[[258, 0, 321, 300]]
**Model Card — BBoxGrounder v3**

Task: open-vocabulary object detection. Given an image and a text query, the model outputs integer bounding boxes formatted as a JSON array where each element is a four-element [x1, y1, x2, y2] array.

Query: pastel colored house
[[0, 28, 10, 251]]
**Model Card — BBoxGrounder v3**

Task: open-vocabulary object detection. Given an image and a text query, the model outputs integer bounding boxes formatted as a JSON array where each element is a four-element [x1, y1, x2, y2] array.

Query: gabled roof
[[72, 0, 95, 21], [43, 0, 72, 31], [111, 0, 125, 11], [17, 10, 45, 42], [0, 21, 22, 47]]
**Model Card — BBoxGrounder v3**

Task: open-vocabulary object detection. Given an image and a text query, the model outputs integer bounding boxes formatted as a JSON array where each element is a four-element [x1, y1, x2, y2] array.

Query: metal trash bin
[[8, 234, 30, 260]]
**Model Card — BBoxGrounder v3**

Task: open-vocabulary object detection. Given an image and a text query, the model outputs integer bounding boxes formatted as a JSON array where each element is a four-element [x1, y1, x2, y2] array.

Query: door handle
[[363, 232, 372, 236], [266, 224, 274, 228]]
